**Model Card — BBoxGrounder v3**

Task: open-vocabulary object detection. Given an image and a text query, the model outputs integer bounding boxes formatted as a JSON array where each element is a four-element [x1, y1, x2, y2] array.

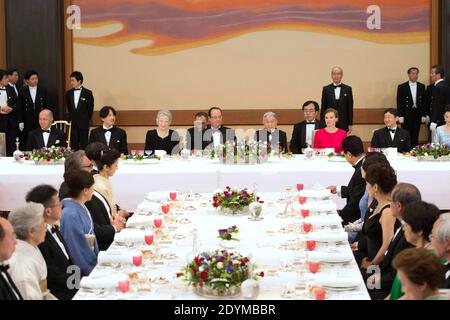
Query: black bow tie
[[41, 129, 51, 134], [389, 129, 396, 134], [334, 85, 342, 88], [306, 121, 316, 125], [0, 88, 6, 91], [51, 225, 59, 234], [0, 264, 10, 272], [103, 128, 112, 134], [74, 88, 82, 91]]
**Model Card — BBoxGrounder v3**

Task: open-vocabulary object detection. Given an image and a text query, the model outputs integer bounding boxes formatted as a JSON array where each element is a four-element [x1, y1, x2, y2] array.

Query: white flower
[[199, 267, 205, 272], [217, 262, 224, 270]]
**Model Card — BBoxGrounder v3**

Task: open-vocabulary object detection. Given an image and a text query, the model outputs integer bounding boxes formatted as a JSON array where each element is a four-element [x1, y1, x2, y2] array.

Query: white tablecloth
[[1, 156, 449, 211], [74, 192, 371, 300]]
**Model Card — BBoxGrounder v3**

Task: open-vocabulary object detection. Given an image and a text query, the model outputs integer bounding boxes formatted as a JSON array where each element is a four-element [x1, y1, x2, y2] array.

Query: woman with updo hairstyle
[[60, 170, 98, 276], [360, 163, 399, 269]]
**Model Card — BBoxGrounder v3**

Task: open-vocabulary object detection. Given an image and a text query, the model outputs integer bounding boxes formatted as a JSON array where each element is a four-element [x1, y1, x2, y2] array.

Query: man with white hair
[[255, 112, 288, 153], [0, 217, 22, 300], [26, 109, 67, 150], [431, 212, 450, 288]]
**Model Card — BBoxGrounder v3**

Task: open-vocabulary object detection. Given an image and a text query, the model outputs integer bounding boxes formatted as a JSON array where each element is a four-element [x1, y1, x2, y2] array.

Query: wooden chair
[[52, 121, 72, 149]]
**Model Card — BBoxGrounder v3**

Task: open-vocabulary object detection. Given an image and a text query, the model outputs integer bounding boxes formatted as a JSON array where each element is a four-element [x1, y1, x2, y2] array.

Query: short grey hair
[[392, 183, 422, 207], [65, 150, 86, 172], [156, 109, 173, 124], [436, 213, 450, 243], [40, 109, 54, 120], [8, 203, 45, 241], [263, 112, 277, 122]]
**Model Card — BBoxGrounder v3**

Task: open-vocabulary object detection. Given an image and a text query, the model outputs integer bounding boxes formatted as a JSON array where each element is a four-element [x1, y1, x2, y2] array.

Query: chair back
[[52, 121, 72, 148]]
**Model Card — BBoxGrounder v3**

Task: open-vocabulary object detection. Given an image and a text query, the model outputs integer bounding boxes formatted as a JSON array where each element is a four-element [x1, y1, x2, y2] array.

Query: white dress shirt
[[103, 126, 113, 146], [334, 83, 342, 100], [42, 128, 51, 147], [212, 127, 222, 147], [0, 87, 7, 110], [305, 121, 316, 147], [388, 126, 398, 141], [409, 81, 417, 108], [29, 86, 37, 104], [74, 87, 82, 110], [46, 224, 69, 260]]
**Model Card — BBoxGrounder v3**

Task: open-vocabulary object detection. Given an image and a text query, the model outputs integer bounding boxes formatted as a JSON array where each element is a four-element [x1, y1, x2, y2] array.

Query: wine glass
[[145, 234, 154, 246], [161, 204, 170, 215], [301, 209, 310, 218], [308, 261, 321, 274], [133, 255, 143, 267], [169, 192, 177, 201], [131, 150, 136, 157], [154, 218, 163, 229], [306, 240, 317, 251], [296, 184, 304, 192], [299, 197, 307, 205], [118, 280, 130, 295], [303, 223, 313, 233], [145, 150, 153, 158]]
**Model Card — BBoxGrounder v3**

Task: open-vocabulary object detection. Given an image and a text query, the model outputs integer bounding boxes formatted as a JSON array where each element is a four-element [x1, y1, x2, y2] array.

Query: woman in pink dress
[[313, 108, 347, 154]]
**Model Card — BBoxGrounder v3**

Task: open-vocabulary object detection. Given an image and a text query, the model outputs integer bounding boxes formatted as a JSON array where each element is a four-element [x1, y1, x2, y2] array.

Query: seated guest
[[291, 101, 325, 154], [436, 106, 450, 146], [313, 108, 347, 153], [255, 112, 288, 153], [389, 202, 442, 300], [203, 107, 236, 149], [86, 149, 126, 251], [8, 203, 56, 300], [26, 109, 67, 151], [393, 248, 447, 300], [59, 150, 94, 201], [88, 106, 128, 155], [0, 217, 23, 300], [60, 170, 98, 276], [365, 183, 420, 300], [185, 112, 208, 152], [85, 142, 108, 175], [431, 213, 450, 288], [360, 164, 398, 270], [26, 185, 77, 300], [144, 109, 180, 155], [371, 108, 412, 152], [327, 136, 366, 224]]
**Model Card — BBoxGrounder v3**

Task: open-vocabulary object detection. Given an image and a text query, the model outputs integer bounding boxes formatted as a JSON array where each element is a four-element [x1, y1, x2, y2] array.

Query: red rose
[[259, 272, 265, 278], [213, 202, 219, 208], [200, 272, 209, 280]]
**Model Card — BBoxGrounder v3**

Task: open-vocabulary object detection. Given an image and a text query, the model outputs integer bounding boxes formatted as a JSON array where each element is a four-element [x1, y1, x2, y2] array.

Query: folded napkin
[[303, 231, 348, 242], [301, 202, 337, 212], [303, 215, 342, 226], [299, 190, 331, 199], [80, 274, 128, 290], [97, 250, 141, 265], [137, 201, 161, 213], [147, 192, 169, 203], [309, 273, 361, 288], [296, 250, 352, 263], [127, 216, 155, 228], [114, 229, 148, 244]]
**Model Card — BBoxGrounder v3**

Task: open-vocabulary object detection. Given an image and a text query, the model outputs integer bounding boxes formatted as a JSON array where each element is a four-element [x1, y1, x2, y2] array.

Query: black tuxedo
[[26, 127, 67, 151], [444, 263, 450, 289], [89, 126, 128, 155], [85, 194, 115, 251], [0, 264, 23, 300], [339, 159, 366, 225], [18, 86, 48, 142], [321, 84, 354, 131], [0, 86, 19, 156], [8, 84, 19, 99], [367, 228, 413, 299], [255, 129, 288, 153], [186, 127, 205, 151], [397, 81, 426, 147], [202, 126, 236, 150], [38, 229, 77, 300], [66, 87, 94, 150], [290, 120, 325, 154], [370, 127, 411, 153], [429, 80, 450, 126]]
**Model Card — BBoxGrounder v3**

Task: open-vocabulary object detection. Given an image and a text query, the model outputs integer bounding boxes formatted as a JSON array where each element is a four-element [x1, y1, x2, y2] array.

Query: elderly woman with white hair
[[255, 112, 288, 153], [431, 212, 450, 288], [7, 203, 56, 300], [144, 109, 180, 156]]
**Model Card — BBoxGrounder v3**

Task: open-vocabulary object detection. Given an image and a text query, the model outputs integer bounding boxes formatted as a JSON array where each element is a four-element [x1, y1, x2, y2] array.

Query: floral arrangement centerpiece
[[213, 187, 258, 215], [408, 143, 450, 161], [178, 249, 263, 297], [23, 146, 71, 165], [218, 226, 239, 241], [122, 153, 160, 162]]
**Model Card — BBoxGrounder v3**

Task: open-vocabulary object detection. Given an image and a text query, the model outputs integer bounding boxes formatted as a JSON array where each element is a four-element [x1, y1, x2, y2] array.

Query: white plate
[[123, 159, 160, 165], [327, 157, 346, 162]]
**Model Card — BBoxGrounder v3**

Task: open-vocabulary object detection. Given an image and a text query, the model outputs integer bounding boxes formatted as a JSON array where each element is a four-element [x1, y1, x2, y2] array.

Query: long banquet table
[[74, 192, 371, 300], [1, 155, 450, 211]]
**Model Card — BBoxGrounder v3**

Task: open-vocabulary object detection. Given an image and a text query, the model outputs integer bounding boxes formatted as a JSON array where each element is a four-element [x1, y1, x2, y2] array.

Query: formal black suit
[[290, 120, 325, 154], [255, 129, 288, 153], [370, 127, 411, 153], [38, 229, 77, 300], [397, 81, 426, 147], [85, 194, 116, 251], [26, 127, 67, 151], [321, 84, 354, 131], [186, 127, 205, 151], [66, 87, 94, 150], [0, 86, 19, 156], [366, 228, 413, 300], [429, 80, 450, 126], [339, 158, 366, 225], [0, 264, 23, 300], [18, 86, 48, 146], [202, 125, 236, 150], [444, 263, 450, 289], [89, 126, 128, 155]]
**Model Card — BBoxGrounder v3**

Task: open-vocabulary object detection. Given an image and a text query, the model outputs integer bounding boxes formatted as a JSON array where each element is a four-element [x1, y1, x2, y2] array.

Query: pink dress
[[313, 129, 347, 154]]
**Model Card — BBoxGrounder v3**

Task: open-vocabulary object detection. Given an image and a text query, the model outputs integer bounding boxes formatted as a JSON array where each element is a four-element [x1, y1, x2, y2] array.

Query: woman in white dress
[[7, 202, 56, 300]]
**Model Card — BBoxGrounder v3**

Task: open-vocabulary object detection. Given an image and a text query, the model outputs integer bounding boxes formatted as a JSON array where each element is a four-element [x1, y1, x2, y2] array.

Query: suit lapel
[[109, 128, 118, 148], [329, 85, 337, 107], [36, 131, 45, 148]]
